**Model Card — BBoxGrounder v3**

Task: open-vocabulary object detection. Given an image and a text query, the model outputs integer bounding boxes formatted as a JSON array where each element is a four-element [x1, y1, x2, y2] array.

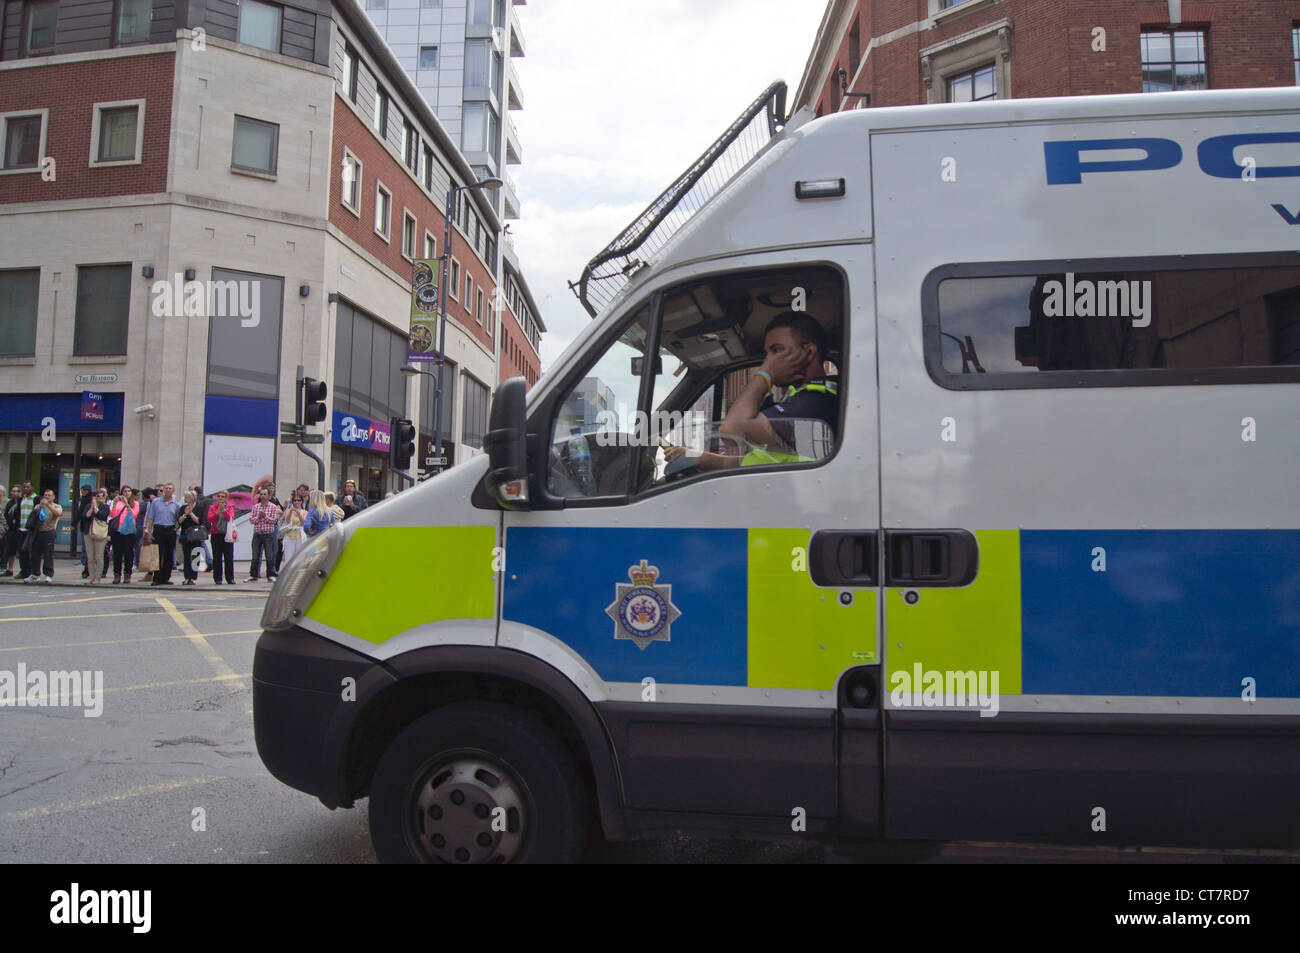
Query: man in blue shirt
[[143, 482, 182, 586]]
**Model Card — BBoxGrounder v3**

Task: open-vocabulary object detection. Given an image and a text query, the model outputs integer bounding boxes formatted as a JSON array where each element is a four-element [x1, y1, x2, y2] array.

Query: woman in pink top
[[108, 487, 140, 584], [207, 490, 237, 585]]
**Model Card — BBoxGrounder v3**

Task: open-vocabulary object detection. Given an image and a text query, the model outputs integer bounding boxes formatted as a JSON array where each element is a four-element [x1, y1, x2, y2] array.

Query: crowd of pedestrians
[[0, 478, 369, 586]]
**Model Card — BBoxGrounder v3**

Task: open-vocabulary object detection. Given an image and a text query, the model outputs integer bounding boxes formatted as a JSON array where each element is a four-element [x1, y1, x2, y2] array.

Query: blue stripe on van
[[1021, 530, 1300, 698], [502, 527, 749, 686]]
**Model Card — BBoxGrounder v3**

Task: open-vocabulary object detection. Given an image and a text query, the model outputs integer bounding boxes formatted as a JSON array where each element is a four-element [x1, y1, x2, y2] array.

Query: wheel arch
[[338, 645, 627, 841]]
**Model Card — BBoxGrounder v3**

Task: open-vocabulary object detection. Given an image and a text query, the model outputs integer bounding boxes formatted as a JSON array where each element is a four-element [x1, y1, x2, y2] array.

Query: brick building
[[796, 0, 1300, 113], [0, 0, 543, 558]]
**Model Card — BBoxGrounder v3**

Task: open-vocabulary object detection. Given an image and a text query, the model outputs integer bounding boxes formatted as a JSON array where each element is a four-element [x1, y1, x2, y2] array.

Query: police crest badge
[[605, 559, 681, 651]]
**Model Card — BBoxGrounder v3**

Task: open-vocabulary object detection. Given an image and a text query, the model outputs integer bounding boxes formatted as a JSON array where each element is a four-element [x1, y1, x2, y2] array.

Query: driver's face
[[764, 327, 816, 382]]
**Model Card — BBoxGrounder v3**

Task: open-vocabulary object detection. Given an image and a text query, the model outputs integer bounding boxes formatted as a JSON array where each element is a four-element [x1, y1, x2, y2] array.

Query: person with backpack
[[108, 486, 140, 584], [207, 489, 237, 585], [24, 489, 63, 583]]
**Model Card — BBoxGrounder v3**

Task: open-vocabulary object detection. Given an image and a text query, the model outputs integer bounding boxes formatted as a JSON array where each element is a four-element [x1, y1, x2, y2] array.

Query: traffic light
[[301, 377, 327, 426], [390, 417, 415, 471]]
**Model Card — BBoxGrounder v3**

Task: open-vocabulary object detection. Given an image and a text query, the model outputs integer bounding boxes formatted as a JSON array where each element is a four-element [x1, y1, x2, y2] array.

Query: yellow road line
[[0, 593, 141, 610], [157, 598, 247, 692], [0, 606, 259, 623], [0, 776, 225, 823], [104, 672, 251, 694], [0, 630, 261, 653]]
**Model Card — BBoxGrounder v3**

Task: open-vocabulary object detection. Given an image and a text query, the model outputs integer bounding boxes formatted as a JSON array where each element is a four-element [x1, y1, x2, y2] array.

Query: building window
[[23, 1, 57, 55], [402, 210, 417, 260], [465, 39, 489, 88], [374, 183, 392, 239], [418, 355, 456, 460], [91, 101, 144, 166], [422, 144, 435, 191], [420, 0, 441, 7], [423, 231, 435, 260], [1293, 27, 1299, 85], [343, 45, 359, 102], [115, 0, 153, 45], [465, 274, 474, 313], [462, 374, 490, 449], [948, 63, 997, 102], [1, 111, 45, 171], [206, 269, 284, 400], [403, 119, 419, 171], [484, 292, 494, 336], [231, 116, 279, 175], [1141, 29, 1208, 92], [239, 0, 281, 54], [374, 87, 389, 138], [475, 287, 484, 326], [849, 18, 861, 77], [74, 265, 131, 357], [419, 46, 439, 70], [449, 258, 461, 299], [462, 103, 486, 153], [0, 269, 40, 357], [341, 150, 362, 214], [367, 0, 386, 8]]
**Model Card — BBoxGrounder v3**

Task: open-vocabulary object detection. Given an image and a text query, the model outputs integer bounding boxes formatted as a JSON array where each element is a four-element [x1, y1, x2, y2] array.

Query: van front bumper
[[253, 626, 393, 807]]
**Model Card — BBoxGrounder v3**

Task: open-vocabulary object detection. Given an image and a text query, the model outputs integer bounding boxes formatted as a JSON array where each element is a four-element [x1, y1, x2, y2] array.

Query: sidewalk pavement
[[0, 554, 279, 591]]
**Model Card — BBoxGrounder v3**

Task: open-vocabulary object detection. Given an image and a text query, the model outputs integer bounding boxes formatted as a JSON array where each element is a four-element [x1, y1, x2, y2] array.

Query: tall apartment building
[[362, 0, 524, 222], [0, 0, 542, 558], [796, 0, 1300, 113]]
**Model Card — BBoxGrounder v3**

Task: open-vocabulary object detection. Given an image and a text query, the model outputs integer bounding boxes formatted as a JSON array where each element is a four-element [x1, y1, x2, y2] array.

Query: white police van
[[255, 83, 1300, 862]]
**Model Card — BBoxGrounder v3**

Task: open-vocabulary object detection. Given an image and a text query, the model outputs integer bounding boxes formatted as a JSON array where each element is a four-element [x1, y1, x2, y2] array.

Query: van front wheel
[[368, 702, 585, 864]]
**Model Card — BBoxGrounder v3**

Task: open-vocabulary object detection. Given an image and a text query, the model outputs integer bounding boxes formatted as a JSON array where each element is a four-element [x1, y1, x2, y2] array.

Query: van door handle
[[808, 531, 877, 587], [884, 530, 978, 587]]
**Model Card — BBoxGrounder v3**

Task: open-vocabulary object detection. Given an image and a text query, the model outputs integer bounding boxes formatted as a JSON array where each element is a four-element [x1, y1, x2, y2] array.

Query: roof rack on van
[[569, 81, 789, 318]]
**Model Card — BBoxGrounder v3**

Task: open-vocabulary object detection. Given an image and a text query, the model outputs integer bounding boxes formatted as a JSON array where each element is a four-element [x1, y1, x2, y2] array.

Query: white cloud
[[508, 0, 826, 370]]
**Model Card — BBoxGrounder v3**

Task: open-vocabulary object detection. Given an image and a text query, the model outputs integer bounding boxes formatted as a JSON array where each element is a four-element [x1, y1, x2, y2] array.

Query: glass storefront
[[1, 430, 122, 554]]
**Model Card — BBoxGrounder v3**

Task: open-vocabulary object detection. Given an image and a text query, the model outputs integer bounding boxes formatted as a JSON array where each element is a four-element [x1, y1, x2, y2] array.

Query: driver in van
[[667, 311, 839, 470]]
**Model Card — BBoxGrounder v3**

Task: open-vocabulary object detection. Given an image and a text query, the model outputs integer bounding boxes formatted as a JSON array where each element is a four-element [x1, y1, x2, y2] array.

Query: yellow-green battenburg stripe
[[306, 526, 496, 644], [885, 529, 1022, 693], [747, 527, 877, 690]]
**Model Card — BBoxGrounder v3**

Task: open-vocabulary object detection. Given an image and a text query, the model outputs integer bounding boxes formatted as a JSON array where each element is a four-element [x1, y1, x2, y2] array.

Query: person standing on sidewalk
[[177, 490, 206, 586], [338, 480, 367, 520], [75, 485, 95, 579], [143, 482, 181, 586], [245, 487, 282, 583], [25, 489, 62, 583], [15, 482, 36, 581], [2, 485, 23, 577], [109, 487, 139, 584], [277, 493, 306, 568], [303, 489, 337, 538], [83, 489, 110, 586], [208, 490, 237, 585]]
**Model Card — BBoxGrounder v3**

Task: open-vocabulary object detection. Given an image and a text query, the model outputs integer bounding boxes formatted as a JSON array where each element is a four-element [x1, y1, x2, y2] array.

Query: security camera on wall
[[133, 403, 156, 419]]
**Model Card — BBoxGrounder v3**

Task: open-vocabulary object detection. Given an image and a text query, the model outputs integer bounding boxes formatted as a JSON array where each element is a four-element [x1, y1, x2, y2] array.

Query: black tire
[[368, 701, 586, 864]]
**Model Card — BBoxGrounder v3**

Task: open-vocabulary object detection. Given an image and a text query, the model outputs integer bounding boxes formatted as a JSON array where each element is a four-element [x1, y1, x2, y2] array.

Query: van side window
[[926, 255, 1300, 388]]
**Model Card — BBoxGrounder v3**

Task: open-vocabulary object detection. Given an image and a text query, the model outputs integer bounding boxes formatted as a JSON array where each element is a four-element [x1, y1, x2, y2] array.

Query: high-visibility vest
[[740, 379, 839, 467]]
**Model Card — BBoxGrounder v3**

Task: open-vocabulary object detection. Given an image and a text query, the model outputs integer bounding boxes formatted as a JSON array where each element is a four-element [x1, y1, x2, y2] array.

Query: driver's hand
[[762, 344, 809, 388], [664, 445, 687, 463]]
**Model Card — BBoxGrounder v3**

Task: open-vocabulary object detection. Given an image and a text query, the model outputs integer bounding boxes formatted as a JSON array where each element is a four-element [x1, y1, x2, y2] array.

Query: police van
[[254, 83, 1300, 863]]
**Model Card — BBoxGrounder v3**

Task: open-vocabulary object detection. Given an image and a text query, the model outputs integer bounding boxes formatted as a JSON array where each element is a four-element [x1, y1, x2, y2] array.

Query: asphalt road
[[0, 577, 1292, 865]]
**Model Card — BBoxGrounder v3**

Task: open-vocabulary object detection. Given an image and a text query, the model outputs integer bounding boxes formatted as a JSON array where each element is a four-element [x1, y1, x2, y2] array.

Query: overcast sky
[[509, 0, 827, 368]]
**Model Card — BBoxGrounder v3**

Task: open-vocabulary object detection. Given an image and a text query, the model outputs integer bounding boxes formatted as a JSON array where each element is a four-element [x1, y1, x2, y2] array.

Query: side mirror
[[482, 377, 529, 508]]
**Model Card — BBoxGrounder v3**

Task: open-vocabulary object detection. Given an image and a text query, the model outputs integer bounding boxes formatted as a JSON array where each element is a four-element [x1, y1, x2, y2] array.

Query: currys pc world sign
[[1044, 132, 1300, 222], [332, 411, 392, 452]]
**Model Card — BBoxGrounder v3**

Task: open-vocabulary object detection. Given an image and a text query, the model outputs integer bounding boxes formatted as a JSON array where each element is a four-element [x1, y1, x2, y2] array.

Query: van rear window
[[923, 254, 1300, 388]]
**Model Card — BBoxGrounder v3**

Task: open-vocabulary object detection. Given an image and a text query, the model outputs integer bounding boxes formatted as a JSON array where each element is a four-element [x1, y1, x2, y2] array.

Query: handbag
[[90, 518, 109, 540], [184, 525, 208, 543], [138, 543, 160, 572]]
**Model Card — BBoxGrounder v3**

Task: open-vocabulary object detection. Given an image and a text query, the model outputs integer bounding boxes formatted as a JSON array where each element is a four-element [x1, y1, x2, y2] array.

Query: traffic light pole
[[294, 365, 326, 491]]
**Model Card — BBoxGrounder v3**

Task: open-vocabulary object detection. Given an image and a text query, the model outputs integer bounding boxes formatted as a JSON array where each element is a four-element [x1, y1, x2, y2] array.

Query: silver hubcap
[[413, 757, 526, 863]]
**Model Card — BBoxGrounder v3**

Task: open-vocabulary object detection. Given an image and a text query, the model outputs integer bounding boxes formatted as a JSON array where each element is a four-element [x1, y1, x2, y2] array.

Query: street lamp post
[[433, 176, 503, 466]]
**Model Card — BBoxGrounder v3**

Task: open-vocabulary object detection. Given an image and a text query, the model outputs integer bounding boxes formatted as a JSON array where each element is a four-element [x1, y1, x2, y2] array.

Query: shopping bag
[[138, 543, 160, 572]]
